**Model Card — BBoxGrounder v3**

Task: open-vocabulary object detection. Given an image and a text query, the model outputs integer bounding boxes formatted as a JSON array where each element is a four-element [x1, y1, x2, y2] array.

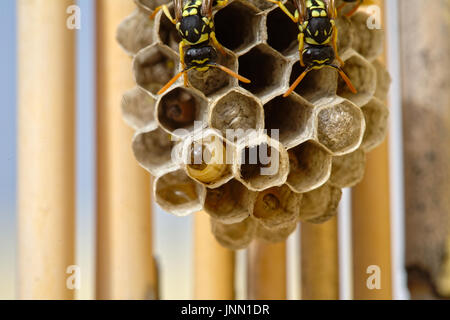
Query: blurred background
[[0, 0, 448, 300]]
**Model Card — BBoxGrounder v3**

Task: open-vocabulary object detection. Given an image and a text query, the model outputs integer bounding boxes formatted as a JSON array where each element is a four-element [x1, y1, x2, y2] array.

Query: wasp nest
[[118, 0, 390, 249]]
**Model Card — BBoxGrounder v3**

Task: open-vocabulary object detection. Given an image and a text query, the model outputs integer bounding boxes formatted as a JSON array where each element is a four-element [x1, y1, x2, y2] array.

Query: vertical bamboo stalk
[[96, 0, 156, 299], [351, 0, 392, 299], [399, 0, 450, 299], [17, 0, 76, 299], [247, 241, 287, 300], [194, 212, 235, 299], [301, 218, 339, 299]]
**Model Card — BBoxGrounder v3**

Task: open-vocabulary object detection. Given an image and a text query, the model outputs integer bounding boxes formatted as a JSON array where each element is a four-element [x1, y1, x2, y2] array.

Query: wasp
[[151, 0, 250, 95], [268, 0, 356, 97], [337, 0, 363, 17]]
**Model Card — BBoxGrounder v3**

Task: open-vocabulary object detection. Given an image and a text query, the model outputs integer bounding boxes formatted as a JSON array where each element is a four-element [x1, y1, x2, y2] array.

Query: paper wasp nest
[[118, 0, 390, 249]]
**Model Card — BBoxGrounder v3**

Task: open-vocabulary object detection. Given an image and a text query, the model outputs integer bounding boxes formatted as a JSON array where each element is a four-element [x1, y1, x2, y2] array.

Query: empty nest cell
[[264, 94, 313, 148], [214, 0, 261, 53], [154, 168, 206, 216], [156, 86, 208, 136], [157, 4, 182, 52], [204, 179, 254, 224], [315, 98, 365, 156], [287, 140, 332, 193], [266, 4, 298, 55], [122, 86, 157, 131]]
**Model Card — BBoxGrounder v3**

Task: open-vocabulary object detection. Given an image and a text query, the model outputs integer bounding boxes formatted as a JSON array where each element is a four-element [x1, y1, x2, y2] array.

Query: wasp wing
[[323, 0, 337, 18], [174, 0, 183, 21], [292, 0, 307, 24], [201, 0, 214, 18]]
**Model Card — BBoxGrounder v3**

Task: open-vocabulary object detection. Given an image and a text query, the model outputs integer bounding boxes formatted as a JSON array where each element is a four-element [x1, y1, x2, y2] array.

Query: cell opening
[[215, 1, 260, 51], [267, 5, 298, 54], [158, 6, 182, 52]]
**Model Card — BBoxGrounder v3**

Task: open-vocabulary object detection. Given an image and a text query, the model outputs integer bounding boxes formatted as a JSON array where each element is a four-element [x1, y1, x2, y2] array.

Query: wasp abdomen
[[185, 46, 217, 67]]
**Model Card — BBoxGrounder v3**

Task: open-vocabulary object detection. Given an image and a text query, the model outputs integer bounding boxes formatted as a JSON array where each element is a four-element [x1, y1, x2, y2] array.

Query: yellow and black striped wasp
[[338, 0, 363, 17], [151, 0, 250, 95], [267, 0, 356, 97]]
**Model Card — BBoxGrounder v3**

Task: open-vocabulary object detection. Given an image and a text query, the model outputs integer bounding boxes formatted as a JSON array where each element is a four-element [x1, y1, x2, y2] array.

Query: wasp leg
[[210, 32, 227, 56], [345, 0, 363, 17], [331, 21, 345, 66], [298, 31, 305, 67], [266, 0, 298, 23], [179, 42, 189, 87], [150, 5, 177, 25]]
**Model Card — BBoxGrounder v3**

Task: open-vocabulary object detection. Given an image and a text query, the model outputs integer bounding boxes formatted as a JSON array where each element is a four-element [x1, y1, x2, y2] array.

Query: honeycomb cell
[[134, 0, 170, 14], [117, 10, 154, 56], [337, 51, 376, 107], [247, 0, 276, 11], [315, 98, 365, 155], [266, 4, 298, 55], [214, 0, 261, 53], [264, 94, 313, 149], [156, 4, 182, 52], [335, 16, 354, 57], [351, 11, 384, 61], [210, 88, 264, 138], [182, 129, 234, 188], [286, 141, 332, 193], [132, 127, 177, 177], [299, 184, 342, 224], [252, 185, 301, 230], [234, 133, 289, 191], [122, 87, 157, 131], [211, 216, 257, 250], [156, 86, 208, 137], [238, 44, 289, 101], [360, 97, 389, 152], [329, 149, 366, 188], [256, 221, 297, 243], [373, 59, 391, 101], [133, 43, 178, 96], [154, 168, 206, 216], [288, 62, 338, 103], [187, 49, 238, 96], [204, 179, 255, 224]]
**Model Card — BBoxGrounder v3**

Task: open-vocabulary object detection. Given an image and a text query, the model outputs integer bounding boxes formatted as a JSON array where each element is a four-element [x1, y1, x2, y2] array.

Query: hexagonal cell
[[351, 11, 384, 61], [182, 129, 234, 188], [238, 44, 289, 101], [204, 179, 255, 224], [210, 88, 264, 138], [266, 4, 298, 55], [247, 0, 275, 11], [234, 133, 289, 191], [156, 4, 182, 52], [288, 61, 338, 103], [156, 86, 208, 137], [360, 98, 389, 152], [286, 141, 332, 193], [154, 168, 206, 217], [335, 16, 354, 57], [315, 97, 365, 156], [264, 94, 313, 149], [134, 0, 169, 14], [299, 184, 342, 224], [132, 127, 177, 177], [256, 221, 297, 243], [337, 51, 376, 107], [122, 87, 157, 131], [215, 0, 261, 53], [187, 49, 238, 96], [252, 185, 301, 230], [211, 216, 257, 250], [133, 43, 178, 96], [373, 59, 391, 101], [329, 149, 366, 188], [117, 10, 154, 56]]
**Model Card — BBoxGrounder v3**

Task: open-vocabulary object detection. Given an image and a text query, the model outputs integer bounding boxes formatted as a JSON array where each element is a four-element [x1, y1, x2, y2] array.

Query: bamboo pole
[[17, 0, 76, 300], [399, 0, 450, 299], [351, 0, 392, 299], [96, 0, 156, 299], [247, 240, 287, 300], [194, 212, 235, 299], [301, 217, 339, 299]]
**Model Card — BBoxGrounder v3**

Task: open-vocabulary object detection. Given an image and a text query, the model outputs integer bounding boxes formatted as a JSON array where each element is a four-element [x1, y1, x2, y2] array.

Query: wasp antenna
[[157, 69, 189, 95], [210, 64, 251, 83], [330, 65, 357, 94], [283, 67, 311, 97]]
